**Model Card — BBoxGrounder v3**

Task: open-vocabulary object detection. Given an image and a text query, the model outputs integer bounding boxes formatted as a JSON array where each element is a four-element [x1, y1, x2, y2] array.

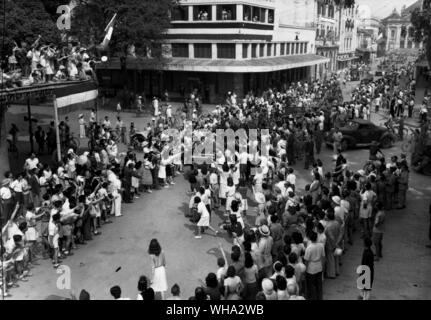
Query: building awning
[[0, 80, 92, 103], [97, 55, 330, 73]]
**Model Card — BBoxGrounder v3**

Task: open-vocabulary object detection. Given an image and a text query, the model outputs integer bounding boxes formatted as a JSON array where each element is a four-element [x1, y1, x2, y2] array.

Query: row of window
[[171, 5, 274, 23], [316, 25, 337, 39], [344, 38, 353, 51], [171, 42, 308, 59], [317, 3, 335, 19]]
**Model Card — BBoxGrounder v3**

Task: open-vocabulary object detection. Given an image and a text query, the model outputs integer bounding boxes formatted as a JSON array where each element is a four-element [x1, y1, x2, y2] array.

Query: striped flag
[[54, 81, 98, 111], [52, 81, 98, 161], [99, 13, 117, 50]]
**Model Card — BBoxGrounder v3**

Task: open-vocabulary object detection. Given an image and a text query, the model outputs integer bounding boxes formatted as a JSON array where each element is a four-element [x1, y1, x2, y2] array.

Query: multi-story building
[[336, 4, 359, 70], [380, 0, 424, 54], [356, 16, 379, 63], [314, 0, 339, 79], [97, 0, 329, 103], [356, 28, 377, 64]]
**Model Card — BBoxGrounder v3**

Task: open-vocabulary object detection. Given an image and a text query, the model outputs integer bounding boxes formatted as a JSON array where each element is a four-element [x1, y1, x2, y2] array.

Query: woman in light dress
[[148, 239, 168, 300], [194, 196, 219, 239], [78, 114, 86, 138]]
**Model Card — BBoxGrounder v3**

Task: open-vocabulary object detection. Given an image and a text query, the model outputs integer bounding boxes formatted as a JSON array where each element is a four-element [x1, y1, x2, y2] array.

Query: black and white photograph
[[0, 0, 431, 307]]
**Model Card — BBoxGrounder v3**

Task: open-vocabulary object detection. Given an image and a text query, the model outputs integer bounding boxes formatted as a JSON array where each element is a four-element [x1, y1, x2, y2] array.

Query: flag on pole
[[53, 81, 98, 161], [99, 13, 117, 50]]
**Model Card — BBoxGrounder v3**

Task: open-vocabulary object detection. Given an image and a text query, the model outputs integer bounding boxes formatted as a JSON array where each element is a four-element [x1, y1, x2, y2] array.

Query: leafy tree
[[410, 0, 431, 67], [70, 0, 177, 57], [40, 0, 70, 19], [0, 0, 61, 57]]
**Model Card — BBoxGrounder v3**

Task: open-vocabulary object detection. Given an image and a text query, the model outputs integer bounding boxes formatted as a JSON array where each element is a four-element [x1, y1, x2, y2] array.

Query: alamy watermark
[[160, 123, 270, 174], [56, 265, 71, 290], [56, 5, 71, 31], [356, 265, 372, 290]]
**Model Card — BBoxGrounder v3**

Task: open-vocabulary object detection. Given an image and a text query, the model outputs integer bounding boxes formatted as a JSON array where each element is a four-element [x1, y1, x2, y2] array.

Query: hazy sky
[[356, 0, 418, 18]]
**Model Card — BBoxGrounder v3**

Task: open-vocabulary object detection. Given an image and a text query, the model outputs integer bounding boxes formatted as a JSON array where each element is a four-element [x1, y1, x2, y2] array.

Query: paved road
[[4, 79, 431, 300], [6, 127, 431, 300]]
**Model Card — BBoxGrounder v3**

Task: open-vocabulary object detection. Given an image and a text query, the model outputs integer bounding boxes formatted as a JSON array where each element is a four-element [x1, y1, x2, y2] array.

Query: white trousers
[[112, 193, 122, 217]]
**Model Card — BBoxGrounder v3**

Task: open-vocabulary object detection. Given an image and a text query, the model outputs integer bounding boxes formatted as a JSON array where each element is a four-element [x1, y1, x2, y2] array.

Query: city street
[[5, 97, 431, 300], [2, 0, 431, 306]]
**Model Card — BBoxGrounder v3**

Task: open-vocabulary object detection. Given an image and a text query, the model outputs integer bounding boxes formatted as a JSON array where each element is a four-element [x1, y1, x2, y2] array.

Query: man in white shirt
[[24, 153, 39, 171], [286, 168, 296, 191], [10, 174, 27, 211], [1, 179, 14, 221], [238, 150, 249, 181], [103, 116, 112, 129]]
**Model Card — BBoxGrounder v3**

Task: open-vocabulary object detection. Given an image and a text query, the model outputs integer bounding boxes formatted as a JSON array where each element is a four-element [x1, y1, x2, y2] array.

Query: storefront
[[337, 52, 359, 70], [96, 54, 328, 104]]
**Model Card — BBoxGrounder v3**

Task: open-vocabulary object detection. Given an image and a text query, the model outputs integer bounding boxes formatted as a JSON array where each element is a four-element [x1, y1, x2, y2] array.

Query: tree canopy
[[70, 0, 177, 57], [410, 0, 431, 67], [0, 0, 61, 56]]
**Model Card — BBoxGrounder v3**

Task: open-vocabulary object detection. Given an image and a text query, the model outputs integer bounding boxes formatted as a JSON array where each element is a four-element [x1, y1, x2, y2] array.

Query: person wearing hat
[[78, 114, 86, 139], [256, 225, 273, 280], [324, 208, 342, 280], [260, 278, 277, 300]]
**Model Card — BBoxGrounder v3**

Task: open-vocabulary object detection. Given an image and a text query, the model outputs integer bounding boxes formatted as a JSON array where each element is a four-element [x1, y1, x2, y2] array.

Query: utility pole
[[25, 97, 35, 154]]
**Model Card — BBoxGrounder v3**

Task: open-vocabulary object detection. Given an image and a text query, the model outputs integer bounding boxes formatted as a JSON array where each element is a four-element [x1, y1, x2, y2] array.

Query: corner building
[[97, 0, 329, 103]]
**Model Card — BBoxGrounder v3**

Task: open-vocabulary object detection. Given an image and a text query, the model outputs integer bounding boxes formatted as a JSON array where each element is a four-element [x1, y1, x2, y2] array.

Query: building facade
[[380, 1, 424, 54], [314, 0, 339, 79], [356, 28, 377, 64], [97, 0, 329, 103], [336, 4, 359, 70]]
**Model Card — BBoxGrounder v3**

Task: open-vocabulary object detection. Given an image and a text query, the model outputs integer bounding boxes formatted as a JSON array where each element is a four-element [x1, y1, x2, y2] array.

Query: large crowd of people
[[0, 36, 96, 89], [0, 54, 426, 300]]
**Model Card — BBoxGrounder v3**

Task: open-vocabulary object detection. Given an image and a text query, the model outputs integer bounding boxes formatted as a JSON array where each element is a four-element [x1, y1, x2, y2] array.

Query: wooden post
[[27, 97, 34, 154], [53, 97, 62, 162]]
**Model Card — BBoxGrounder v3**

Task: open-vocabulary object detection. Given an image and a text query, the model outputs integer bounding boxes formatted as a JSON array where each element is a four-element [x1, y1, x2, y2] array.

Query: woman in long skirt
[[148, 239, 168, 300]]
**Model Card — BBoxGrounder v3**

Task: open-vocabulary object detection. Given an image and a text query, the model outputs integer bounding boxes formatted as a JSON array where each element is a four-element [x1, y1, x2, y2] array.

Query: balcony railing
[[315, 37, 339, 47]]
